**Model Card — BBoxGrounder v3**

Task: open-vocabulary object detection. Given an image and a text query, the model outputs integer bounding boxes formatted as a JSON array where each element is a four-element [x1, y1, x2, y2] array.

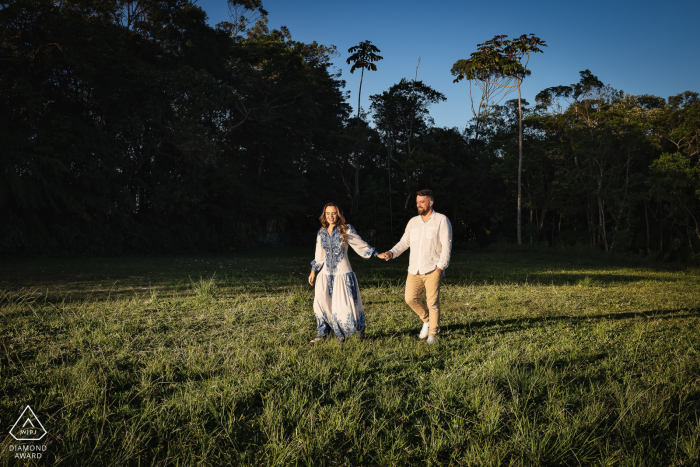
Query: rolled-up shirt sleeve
[[436, 217, 453, 271], [346, 225, 378, 259], [310, 231, 325, 272], [390, 223, 411, 258]]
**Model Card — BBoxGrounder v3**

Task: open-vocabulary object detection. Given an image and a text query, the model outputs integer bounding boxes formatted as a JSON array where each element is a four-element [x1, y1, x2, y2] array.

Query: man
[[378, 189, 453, 344]]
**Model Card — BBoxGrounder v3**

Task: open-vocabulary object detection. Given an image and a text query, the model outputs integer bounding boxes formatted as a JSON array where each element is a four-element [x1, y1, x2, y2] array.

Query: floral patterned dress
[[311, 224, 377, 339]]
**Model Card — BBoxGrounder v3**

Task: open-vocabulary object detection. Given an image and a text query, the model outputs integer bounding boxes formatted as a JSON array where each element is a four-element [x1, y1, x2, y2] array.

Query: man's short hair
[[417, 189, 434, 201]]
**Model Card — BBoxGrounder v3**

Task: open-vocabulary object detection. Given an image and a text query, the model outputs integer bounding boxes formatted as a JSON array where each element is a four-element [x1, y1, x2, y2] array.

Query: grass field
[[1, 246, 699, 466]]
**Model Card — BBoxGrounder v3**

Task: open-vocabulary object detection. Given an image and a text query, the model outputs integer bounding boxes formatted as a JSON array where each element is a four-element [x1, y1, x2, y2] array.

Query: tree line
[[2, 0, 699, 261]]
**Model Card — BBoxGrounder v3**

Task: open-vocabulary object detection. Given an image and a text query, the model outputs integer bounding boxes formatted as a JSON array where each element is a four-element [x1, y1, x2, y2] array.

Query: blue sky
[[197, 0, 699, 129]]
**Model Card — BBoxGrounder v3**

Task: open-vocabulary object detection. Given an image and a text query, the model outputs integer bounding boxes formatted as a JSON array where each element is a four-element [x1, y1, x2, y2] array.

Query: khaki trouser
[[405, 269, 442, 337]]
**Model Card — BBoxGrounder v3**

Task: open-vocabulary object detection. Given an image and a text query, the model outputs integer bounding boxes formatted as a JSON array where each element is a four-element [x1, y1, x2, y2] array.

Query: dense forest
[[2, 0, 699, 260]]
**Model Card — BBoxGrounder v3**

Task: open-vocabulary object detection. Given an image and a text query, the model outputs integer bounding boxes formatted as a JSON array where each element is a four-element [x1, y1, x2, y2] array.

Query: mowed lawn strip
[[1, 248, 699, 466]]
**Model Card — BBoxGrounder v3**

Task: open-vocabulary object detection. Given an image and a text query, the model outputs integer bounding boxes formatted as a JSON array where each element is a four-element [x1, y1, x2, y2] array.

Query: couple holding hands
[[308, 189, 453, 345]]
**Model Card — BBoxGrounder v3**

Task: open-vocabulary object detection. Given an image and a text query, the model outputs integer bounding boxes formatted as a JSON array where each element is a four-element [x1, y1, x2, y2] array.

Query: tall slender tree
[[347, 40, 383, 127], [452, 34, 546, 244], [370, 79, 446, 209]]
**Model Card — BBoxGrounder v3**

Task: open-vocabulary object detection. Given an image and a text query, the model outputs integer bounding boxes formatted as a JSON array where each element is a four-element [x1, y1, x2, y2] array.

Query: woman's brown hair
[[319, 203, 348, 243]]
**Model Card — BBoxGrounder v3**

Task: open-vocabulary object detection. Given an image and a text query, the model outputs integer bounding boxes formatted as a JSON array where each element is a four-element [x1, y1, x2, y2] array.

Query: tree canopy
[[1, 5, 698, 262]]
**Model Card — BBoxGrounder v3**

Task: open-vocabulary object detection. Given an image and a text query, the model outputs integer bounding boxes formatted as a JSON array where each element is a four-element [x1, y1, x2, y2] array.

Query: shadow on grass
[[2, 247, 695, 304], [367, 307, 700, 340], [359, 272, 658, 289]]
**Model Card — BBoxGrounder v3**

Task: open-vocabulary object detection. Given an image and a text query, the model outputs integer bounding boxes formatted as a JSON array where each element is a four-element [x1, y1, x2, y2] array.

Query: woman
[[308, 203, 378, 344]]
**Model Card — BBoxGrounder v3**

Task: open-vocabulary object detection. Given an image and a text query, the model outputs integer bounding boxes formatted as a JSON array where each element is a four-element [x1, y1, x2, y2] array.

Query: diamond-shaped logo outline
[[10, 406, 47, 441]]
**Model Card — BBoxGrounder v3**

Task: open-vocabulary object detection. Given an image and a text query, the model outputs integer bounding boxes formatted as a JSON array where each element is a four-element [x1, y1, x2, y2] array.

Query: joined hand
[[377, 251, 393, 261]]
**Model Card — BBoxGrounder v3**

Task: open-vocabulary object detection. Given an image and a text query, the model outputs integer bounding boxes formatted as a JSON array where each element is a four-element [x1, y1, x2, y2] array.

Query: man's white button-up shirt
[[389, 211, 453, 275]]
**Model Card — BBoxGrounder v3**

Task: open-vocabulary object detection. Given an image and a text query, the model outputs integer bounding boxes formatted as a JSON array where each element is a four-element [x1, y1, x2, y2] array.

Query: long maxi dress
[[311, 224, 377, 339]]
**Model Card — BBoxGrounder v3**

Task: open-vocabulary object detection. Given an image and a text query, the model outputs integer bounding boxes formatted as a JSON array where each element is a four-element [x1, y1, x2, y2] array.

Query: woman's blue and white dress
[[311, 225, 377, 339]]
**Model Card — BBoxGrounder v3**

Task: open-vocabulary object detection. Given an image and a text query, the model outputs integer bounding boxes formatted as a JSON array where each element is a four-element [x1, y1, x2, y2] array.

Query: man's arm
[[388, 222, 412, 259], [436, 217, 453, 271]]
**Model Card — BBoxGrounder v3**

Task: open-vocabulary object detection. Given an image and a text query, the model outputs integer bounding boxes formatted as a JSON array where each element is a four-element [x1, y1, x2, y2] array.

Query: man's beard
[[417, 206, 427, 215]]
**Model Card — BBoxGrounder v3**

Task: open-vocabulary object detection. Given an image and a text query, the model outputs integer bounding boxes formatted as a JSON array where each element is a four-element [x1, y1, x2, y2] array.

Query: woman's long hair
[[319, 203, 348, 243]]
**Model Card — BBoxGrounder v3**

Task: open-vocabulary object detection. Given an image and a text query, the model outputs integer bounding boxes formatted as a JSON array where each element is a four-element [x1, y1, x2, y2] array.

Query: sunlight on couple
[[308, 189, 453, 345]]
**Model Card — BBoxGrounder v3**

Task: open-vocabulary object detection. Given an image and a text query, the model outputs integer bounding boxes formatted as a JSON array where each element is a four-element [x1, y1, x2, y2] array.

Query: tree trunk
[[353, 148, 360, 213], [356, 68, 364, 127], [644, 201, 650, 254], [610, 151, 633, 252], [659, 212, 664, 259], [688, 227, 696, 255], [353, 67, 365, 210], [588, 199, 596, 246], [551, 212, 555, 246], [387, 143, 394, 242], [539, 207, 548, 241], [680, 202, 700, 242], [598, 196, 608, 252], [558, 213, 562, 235], [337, 163, 354, 207], [517, 82, 523, 245]]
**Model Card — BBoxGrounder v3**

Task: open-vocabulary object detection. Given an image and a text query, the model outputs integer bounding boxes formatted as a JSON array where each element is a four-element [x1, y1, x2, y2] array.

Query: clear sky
[[196, 0, 699, 129]]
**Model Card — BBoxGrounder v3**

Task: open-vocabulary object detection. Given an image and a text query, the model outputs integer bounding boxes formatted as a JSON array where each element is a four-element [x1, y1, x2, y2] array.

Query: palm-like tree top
[[346, 41, 383, 74]]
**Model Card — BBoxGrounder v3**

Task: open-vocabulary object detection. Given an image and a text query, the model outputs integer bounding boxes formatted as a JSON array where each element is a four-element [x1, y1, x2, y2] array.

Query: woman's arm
[[310, 231, 325, 272], [309, 231, 325, 285], [346, 225, 378, 259]]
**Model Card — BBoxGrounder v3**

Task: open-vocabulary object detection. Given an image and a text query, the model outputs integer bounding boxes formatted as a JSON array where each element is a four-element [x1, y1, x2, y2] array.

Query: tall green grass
[[1, 248, 699, 466]]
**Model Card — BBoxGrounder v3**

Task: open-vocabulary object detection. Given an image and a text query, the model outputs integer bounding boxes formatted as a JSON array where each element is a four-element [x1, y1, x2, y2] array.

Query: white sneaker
[[427, 336, 437, 345], [419, 322, 430, 339]]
